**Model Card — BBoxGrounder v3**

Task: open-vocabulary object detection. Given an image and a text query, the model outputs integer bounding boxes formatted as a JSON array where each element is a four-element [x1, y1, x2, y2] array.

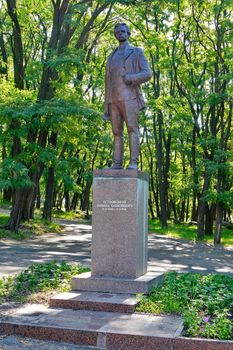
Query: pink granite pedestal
[[72, 169, 161, 295]]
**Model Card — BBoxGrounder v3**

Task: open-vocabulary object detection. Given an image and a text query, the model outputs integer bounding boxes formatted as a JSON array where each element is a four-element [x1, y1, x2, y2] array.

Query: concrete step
[[50, 291, 138, 313], [72, 271, 164, 294], [0, 303, 183, 349]]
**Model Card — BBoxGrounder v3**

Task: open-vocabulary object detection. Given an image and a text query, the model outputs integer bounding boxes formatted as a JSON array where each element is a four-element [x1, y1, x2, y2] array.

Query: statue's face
[[114, 25, 129, 42]]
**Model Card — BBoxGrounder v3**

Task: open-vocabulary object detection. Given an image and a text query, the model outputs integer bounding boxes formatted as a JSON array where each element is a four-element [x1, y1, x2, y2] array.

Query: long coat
[[104, 43, 152, 116]]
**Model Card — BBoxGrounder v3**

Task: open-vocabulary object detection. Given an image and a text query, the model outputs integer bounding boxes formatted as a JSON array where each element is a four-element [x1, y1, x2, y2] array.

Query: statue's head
[[114, 23, 131, 42]]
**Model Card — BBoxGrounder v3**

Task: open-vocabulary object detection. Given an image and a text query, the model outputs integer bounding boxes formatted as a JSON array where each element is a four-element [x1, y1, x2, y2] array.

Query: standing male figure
[[104, 23, 152, 170]]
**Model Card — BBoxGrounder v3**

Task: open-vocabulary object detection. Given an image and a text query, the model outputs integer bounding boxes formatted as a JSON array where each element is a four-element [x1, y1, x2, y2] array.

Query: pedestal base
[[91, 169, 149, 279], [72, 271, 163, 295]]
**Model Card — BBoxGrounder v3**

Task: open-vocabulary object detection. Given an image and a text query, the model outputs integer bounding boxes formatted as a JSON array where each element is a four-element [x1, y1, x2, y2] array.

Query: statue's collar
[[111, 43, 134, 60], [124, 44, 134, 59]]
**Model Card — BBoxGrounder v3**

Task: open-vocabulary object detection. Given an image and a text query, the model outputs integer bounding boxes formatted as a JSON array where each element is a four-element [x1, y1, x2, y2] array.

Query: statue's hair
[[114, 23, 131, 36]]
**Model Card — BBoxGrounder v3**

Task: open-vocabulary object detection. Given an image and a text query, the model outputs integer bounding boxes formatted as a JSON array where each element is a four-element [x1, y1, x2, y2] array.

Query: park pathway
[[0, 219, 233, 277], [1, 220, 233, 350]]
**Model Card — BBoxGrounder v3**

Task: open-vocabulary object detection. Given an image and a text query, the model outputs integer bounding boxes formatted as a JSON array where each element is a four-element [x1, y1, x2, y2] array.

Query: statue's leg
[[110, 103, 124, 168], [123, 100, 140, 169]]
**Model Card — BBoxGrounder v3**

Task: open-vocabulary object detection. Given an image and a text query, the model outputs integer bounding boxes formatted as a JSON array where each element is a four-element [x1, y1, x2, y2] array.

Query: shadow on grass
[[0, 213, 62, 241], [148, 219, 233, 246]]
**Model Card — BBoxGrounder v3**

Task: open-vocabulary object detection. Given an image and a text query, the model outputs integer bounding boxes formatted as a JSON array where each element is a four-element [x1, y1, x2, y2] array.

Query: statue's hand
[[103, 113, 109, 122], [123, 74, 132, 85]]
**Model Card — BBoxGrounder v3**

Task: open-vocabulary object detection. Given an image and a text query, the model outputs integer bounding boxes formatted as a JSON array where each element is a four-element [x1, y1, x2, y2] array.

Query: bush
[[0, 261, 89, 304]]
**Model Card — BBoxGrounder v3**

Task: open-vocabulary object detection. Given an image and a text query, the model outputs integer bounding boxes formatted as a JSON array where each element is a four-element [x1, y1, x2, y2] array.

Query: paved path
[[0, 220, 233, 277]]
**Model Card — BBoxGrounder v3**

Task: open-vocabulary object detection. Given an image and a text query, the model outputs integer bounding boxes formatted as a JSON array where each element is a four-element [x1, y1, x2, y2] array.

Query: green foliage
[[136, 272, 233, 340], [0, 94, 101, 192], [46, 47, 84, 78], [0, 159, 32, 190], [204, 190, 233, 209], [0, 261, 89, 304], [0, 98, 100, 130]]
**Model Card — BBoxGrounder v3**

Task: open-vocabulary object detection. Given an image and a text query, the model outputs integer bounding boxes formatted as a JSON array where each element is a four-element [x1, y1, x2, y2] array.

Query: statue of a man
[[103, 23, 151, 170]]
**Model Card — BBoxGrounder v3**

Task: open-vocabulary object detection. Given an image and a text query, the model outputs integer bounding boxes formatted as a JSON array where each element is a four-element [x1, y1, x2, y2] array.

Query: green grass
[[0, 213, 61, 240], [136, 272, 233, 340], [149, 219, 233, 246], [0, 261, 90, 304], [0, 208, 91, 240], [52, 208, 91, 222]]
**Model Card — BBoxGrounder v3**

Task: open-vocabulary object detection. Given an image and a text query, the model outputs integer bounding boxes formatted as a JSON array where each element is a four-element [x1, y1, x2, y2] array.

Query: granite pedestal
[[72, 169, 161, 295]]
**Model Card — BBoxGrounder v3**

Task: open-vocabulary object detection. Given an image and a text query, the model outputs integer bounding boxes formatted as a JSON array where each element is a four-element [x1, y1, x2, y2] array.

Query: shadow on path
[[0, 221, 233, 277], [148, 234, 233, 275]]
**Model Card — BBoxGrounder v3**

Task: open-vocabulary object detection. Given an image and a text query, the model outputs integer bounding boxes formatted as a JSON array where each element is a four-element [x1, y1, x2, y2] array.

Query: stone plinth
[[91, 169, 149, 279], [72, 169, 162, 295], [72, 271, 163, 295]]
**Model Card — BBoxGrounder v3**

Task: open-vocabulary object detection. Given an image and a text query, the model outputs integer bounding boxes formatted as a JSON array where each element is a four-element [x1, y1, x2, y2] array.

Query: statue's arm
[[126, 48, 152, 86]]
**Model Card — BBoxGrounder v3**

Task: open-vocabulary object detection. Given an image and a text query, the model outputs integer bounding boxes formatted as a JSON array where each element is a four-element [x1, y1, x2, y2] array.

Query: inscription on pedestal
[[97, 200, 133, 211]]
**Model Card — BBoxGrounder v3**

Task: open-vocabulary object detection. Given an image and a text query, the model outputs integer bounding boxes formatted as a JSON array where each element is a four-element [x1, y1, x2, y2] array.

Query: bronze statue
[[103, 23, 151, 170]]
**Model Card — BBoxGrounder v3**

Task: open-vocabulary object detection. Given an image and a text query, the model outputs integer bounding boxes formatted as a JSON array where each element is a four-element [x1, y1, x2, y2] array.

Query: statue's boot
[[127, 132, 140, 170]]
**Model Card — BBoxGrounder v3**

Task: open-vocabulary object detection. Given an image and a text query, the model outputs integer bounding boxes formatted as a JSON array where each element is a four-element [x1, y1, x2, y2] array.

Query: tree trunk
[[81, 179, 92, 219], [197, 171, 210, 240], [155, 184, 160, 219], [164, 133, 171, 219], [42, 168, 55, 221], [156, 112, 167, 227], [6, 189, 25, 232], [42, 131, 58, 220], [149, 194, 155, 219], [191, 192, 198, 221], [2, 142, 12, 201], [64, 191, 70, 212], [6, 0, 24, 89], [171, 197, 177, 219], [179, 198, 186, 222], [215, 204, 223, 245], [70, 192, 78, 211], [214, 165, 224, 244], [185, 196, 190, 222], [36, 184, 41, 209], [0, 27, 8, 77], [56, 190, 63, 210], [191, 126, 199, 221], [205, 203, 215, 236], [6, 0, 25, 231]]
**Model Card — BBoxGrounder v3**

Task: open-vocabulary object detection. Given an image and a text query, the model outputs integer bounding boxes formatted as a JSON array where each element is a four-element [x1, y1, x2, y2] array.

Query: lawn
[[149, 219, 233, 246], [52, 208, 90, 221], [0, 213, 61, 240]]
